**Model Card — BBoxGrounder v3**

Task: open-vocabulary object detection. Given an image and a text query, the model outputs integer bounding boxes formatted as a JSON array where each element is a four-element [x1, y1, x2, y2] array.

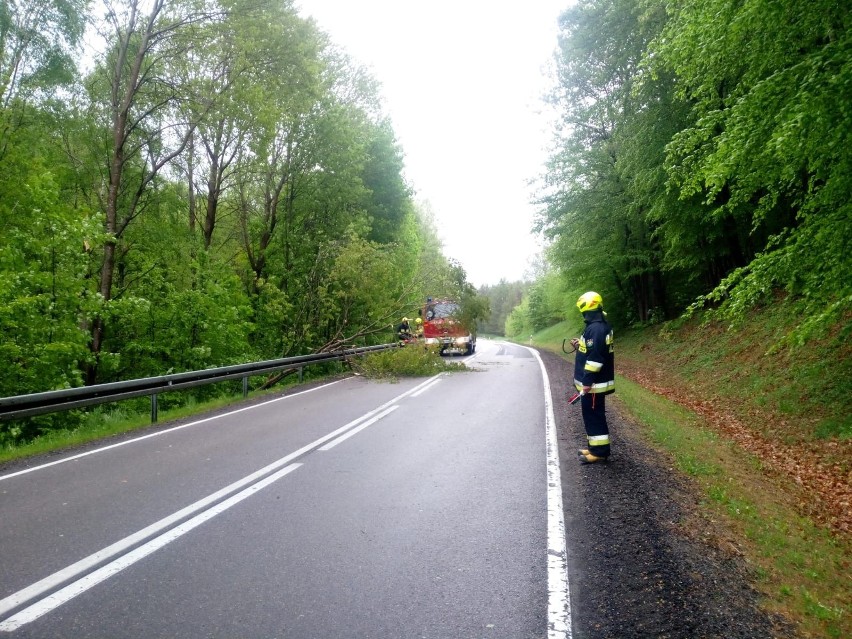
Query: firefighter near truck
[[419, 298, 477, 356]]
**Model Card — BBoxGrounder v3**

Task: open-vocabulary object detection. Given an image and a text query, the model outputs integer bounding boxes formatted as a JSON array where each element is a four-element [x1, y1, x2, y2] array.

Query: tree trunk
[[86, 0, 158, 385], [188, 130, 197, 231]]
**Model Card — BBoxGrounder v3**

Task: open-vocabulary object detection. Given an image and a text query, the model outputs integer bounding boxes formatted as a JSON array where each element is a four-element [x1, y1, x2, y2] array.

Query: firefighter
[[571, 291, 615, 464], [396, 317, 412, 342], [414, 317, 423, 338]]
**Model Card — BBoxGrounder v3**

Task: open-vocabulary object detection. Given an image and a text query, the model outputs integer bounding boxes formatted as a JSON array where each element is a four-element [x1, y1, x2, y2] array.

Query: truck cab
[[420, 298, 476, 356]]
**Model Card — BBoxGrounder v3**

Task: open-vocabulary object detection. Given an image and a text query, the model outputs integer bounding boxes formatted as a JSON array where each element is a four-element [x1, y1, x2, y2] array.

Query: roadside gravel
[[537, 347, 797, 639]]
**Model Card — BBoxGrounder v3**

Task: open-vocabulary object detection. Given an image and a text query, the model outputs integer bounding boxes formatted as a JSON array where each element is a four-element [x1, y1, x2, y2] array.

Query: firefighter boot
[[578, 451, 608, 464], [578, 449, 590, 456]]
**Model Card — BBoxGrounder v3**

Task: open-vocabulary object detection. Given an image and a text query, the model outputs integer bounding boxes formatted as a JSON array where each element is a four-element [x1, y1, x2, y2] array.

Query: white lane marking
[[0, 373, 444, 620], [0, 464, 303, 631], [410, 377, 442, 397], [528, 346, 573, 639], [319, 405, 400, 451], [0, 379, 349, 482]]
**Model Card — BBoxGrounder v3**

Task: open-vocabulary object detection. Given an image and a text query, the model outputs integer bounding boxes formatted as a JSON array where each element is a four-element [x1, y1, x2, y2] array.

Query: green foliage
[[362, 120, 413, 245], [477, 279, 529, 336], [0, 0, 479, 447], [505, 298, 532, 339], [0, 171, 96, 396], [323, 235, 412, 344], [653, 0, 852, 329], [538, 0, 675, 327], [0, 0, 86, 107], [348, 345, 466, 380], [621, 305, 852, 454], [538, 0, 850, 341], [525, 271, 570, 332]]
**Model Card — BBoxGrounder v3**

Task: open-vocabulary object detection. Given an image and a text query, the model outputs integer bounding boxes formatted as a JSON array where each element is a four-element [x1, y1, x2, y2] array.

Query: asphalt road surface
[[0, 340, 566, 639]]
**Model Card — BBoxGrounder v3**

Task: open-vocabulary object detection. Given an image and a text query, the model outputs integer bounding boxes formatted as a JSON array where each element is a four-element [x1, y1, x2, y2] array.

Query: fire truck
[[420, 298, 476, 355]]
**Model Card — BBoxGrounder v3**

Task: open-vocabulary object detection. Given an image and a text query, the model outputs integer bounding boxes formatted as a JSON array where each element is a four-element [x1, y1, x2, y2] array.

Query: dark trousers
[[581, 392, 610, 457]]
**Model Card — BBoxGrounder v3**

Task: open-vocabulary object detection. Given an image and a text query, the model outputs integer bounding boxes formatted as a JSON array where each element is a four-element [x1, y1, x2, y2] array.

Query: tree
[[652, 0, 851, 336], [361, 119, 412, 245], [82, 0, 225, 383], [0, 0, 464, 422], [538, 0, 673, 326], [0, 0, 86, 157], [0, 170, 95, 398], [478, 279, 528, 336]]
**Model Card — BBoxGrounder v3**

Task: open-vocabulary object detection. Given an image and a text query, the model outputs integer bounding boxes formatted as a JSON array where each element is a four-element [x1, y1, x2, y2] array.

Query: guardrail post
[[299, 366, 303, 383], [151, 394, 158, 423], [242, 376, 248, 398]]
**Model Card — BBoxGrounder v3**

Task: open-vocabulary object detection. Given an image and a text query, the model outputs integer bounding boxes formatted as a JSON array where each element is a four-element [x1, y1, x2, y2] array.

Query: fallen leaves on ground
[[619, 359, 852, 539]]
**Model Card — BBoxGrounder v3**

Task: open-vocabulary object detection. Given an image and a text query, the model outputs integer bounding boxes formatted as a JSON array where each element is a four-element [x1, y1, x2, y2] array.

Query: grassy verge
[[515, 307, 851, 638], [618, 307, 851, 461], [0, 347, 465, 467], [525, 320, 578, 354], [0, 364, 348, 466], [0, 393, 244, 465], [614, 376, 849, 638]]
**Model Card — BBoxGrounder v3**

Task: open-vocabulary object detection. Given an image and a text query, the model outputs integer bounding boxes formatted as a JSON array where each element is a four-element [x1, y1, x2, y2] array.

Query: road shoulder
[[536, 347, 795, 639]]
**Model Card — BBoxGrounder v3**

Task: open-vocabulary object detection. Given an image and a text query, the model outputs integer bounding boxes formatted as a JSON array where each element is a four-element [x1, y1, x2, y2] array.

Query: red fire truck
[[420, 298, 476, 356]]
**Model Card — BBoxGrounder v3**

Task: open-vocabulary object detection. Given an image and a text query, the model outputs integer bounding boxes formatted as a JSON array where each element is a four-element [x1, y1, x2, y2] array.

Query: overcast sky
[[295, 1, 567, 288]]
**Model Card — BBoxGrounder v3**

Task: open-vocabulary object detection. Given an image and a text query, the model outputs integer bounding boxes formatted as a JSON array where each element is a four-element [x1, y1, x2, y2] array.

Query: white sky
[[295, 1, 567, 287]]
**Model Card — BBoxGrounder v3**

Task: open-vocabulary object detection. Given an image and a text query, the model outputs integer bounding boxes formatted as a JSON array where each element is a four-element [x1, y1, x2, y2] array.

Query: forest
[[507, 0, 850, 341], [0, 0, 482, 444]]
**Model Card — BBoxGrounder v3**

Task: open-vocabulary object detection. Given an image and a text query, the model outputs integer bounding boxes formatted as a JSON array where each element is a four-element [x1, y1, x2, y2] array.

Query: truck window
[[430, 302, 459, 319]]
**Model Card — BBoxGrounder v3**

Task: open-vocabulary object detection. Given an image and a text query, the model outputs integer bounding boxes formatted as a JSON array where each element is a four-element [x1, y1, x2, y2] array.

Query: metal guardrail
[[0, 344, 396, 423]]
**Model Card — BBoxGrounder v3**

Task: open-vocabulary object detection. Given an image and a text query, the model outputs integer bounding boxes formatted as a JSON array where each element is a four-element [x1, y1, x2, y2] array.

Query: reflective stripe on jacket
[[573, 311, 615, 394]]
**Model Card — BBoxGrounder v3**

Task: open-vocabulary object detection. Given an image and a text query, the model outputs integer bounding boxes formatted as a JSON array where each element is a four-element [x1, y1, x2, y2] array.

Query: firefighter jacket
[[573, 310, 615, 394]]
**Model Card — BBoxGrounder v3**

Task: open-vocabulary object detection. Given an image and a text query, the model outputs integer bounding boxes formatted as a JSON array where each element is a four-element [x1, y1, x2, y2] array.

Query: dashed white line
[[319, 405, 400, 450], [410, 377, 442, 397]]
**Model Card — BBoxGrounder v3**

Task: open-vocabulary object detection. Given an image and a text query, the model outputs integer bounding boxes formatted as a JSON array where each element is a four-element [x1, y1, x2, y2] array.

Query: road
[[0, 340, 567, 638]]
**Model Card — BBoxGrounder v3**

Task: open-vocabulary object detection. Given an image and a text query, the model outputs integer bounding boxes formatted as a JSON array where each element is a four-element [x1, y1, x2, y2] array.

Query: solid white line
[[528, 346, 573, 639], [0, 464, 303, 631], [0, 373, 444, 620], [410, 377, 442, 397], [319, 405, 399, 450], [0, 379, 349, 482]]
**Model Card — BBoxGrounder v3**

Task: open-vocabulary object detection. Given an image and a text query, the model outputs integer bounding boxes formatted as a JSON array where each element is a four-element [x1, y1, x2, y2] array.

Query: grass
[[0, 348, 466, 466], [620, 306, 852, 453], [521, 311, 851, 638], [0, 391, 284, 466], [618, 375, 849, 638], [0, 367, 339, 466], [524, 320, 579, 354]]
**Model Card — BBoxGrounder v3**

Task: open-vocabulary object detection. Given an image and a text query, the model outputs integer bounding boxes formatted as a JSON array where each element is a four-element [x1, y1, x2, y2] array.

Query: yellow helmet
[[415, 317, 422, 324], [576, 291, 603, 313], [402, 317, 409, 322]]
